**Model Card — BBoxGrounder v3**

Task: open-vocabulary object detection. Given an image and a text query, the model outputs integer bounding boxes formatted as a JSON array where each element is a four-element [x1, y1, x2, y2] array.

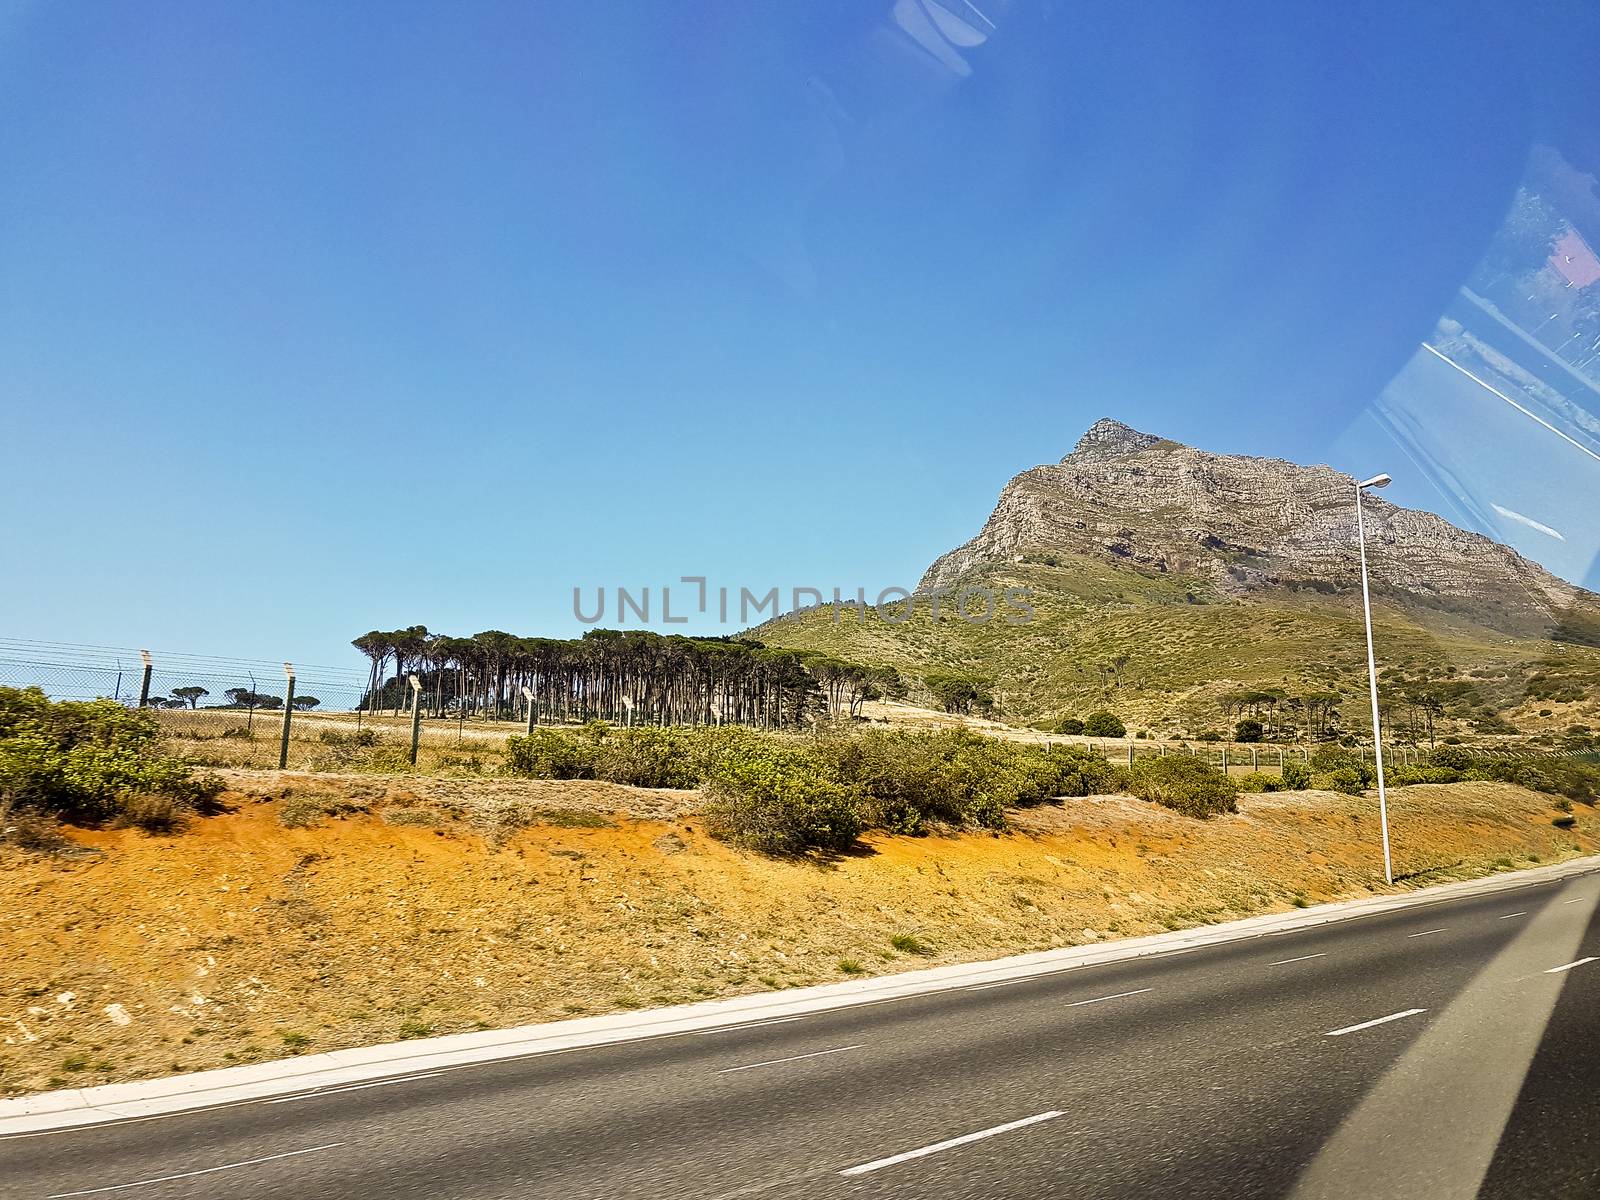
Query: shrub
[[0, 687, 222, 825], [1387, 765, 1462, 786], [1082, 711, 1126, 738], [1126, 756, 1238, 818], [504, 729, 598, 780], [1281, 760, 1312, 790], [889, 933, 931, 955], [117, 794, 188, 834], [591, 728, 697, 789], [0, 804, 72, 853], [1233, 719, 1264, 743], [1317, 767, 1367, 795], [1055, 717, 1085, 735], [1235, 771, 1282, 793], [701, 744, 864, 854], [1430, 745, 1473, 771]]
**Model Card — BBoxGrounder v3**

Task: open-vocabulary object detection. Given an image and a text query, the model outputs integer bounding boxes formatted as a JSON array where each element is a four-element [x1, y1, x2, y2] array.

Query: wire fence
[[5, 638, 1580, 777]]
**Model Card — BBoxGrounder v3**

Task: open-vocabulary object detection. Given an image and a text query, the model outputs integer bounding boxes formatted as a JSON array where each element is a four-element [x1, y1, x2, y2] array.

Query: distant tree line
[[349, 626, 905, 729], [139, 685, 320, 712]]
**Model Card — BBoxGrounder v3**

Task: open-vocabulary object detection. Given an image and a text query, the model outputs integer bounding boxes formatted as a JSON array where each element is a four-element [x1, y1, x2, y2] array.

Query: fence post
[[409, 674, 424, 765], [279, 663, 295, 770], [521, 686, 535, 735], [1252, 746, 1258, 770], [1278, 747, 1284, 771], [1128, 740, 1134, 766], [1222, 745, 1229, 772], [137, 650, 153, 708]]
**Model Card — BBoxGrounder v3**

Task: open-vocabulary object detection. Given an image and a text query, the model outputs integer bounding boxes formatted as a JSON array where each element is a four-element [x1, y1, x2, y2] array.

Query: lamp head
[[1359, 473, 1392, 490]]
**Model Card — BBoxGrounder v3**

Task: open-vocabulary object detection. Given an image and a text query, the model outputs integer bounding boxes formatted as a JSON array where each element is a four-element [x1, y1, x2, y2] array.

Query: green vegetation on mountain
[[751, 420, 1600, 744]]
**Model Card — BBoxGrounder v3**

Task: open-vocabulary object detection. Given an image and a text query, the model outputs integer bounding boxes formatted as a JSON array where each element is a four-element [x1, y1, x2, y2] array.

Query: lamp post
[[1356, 472, 1394, 885]]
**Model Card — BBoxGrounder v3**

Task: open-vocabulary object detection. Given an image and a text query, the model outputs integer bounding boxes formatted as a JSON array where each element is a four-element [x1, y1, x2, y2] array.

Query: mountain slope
[[755, 421, 1600, 738]]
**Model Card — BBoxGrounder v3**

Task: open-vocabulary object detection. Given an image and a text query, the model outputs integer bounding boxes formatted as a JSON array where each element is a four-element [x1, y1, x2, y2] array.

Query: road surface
[[5, 868, 1600, 1199]]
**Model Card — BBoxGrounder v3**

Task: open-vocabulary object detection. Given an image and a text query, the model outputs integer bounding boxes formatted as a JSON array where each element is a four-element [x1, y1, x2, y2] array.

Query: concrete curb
[[5, 853, 1597, 1136]]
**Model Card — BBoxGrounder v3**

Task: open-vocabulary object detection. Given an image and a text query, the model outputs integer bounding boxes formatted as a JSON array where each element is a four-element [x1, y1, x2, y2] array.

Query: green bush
[[701, 744, 864, 854], [591, 728, 698, 789], [1281, 760, 1312, 790], [1233, 719, 1263, 743], [1055, 716, 1085, 735], [0, 687, 222, 825], [1083, 711, 1126, 738], [1386, 764, 1462, 786], [1429, 745, 1473, 771], [505, 729, 599, 779], [1316, 767, 1367, 795], [1126, 756, 1238, 818], [1235, 771, 1283, 793]]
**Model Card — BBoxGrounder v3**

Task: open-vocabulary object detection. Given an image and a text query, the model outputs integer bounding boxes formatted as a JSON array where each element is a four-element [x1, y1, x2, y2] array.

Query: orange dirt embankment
[[2, 779, 1590, 1097]]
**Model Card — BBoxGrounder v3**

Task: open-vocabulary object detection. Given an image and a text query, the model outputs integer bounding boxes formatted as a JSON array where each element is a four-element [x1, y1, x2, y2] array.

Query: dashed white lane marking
[[268, 1073, 444, 1103], [1407, 928, 1446, 938], [1270, 953, 1327, 966], [1562, 898, 1589, 905], [1545, 957, 1598, 975], [47, 1142, 345, 1197], [697, 1017, 806, 1035], [966, 979, 1026, 992], [1327, 1009, 1426, 1037], [1064, 988, 1152, 1008], [839, 1111, 1065, 1176], [717, 1045, 862, 1074], [1499, 912, 1527, 920]]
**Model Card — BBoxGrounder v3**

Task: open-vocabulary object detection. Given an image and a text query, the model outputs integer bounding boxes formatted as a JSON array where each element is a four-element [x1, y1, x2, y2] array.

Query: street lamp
[[1356, 472, 1394, 885]]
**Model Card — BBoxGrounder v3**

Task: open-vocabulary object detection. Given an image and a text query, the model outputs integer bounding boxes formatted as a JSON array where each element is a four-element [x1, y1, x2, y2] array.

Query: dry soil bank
[[1, 778, 1590, 1097]]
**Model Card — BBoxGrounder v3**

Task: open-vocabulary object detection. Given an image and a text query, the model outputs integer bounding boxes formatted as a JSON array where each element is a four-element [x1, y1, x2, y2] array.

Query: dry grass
[[1, 779, 1589, 1098]]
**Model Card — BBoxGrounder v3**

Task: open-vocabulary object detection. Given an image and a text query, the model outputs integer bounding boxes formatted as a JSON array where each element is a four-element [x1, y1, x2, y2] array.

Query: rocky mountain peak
[[1065, 418, 1164, 464], [919, 419, 1595, 638]]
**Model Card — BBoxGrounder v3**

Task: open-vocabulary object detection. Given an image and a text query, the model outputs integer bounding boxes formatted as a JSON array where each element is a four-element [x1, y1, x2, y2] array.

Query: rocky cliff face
[[920, 419, 1593, 634]]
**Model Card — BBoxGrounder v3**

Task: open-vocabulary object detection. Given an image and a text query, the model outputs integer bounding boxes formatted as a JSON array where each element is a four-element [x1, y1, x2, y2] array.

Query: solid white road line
[[839, 1111, 1065, 1177], [47, 1143, 345, 1197], [1064, 988, 1152, 1008], [267, 1073, 445, 1103], [1499, 912, 1527, 919], [966, 979, 1026, 992], [1407, 928, 1446, 938], [697, 1017, 806, 1035], [717, 1045, 862, 1074], [1545, 957, 1598, 975], [1327, 1009, 1426, 1038], [1270, 953, 1327, 966]]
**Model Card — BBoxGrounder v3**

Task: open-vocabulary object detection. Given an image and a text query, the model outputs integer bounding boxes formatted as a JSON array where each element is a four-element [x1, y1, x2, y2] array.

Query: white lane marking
[[839, 1110, 1065, 1177], [1545, 957, 1598, 975], [966, 979, 1025, 992], [47, 1142, 344, 1197], [697, 1017, 805, 1035], [1562, 898, 1589, 905], [1407, 928, 1446, 938], [1270, 953, 1327, 966], [1064, 988, 1152, 1008], [1327, 1009, 1426, 1037], [1499, 912, 1527, 920], [267, 1073, 444, 1104], [717, 1045, 861, 1074]]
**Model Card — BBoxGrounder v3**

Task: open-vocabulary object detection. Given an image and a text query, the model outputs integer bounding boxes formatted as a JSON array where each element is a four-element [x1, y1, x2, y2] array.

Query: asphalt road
[[5, 869, 1600, 1200]]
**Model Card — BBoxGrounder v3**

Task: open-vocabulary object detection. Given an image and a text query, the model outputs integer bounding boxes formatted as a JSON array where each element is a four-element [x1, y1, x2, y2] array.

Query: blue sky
[[3, 1, 1598, 668]]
